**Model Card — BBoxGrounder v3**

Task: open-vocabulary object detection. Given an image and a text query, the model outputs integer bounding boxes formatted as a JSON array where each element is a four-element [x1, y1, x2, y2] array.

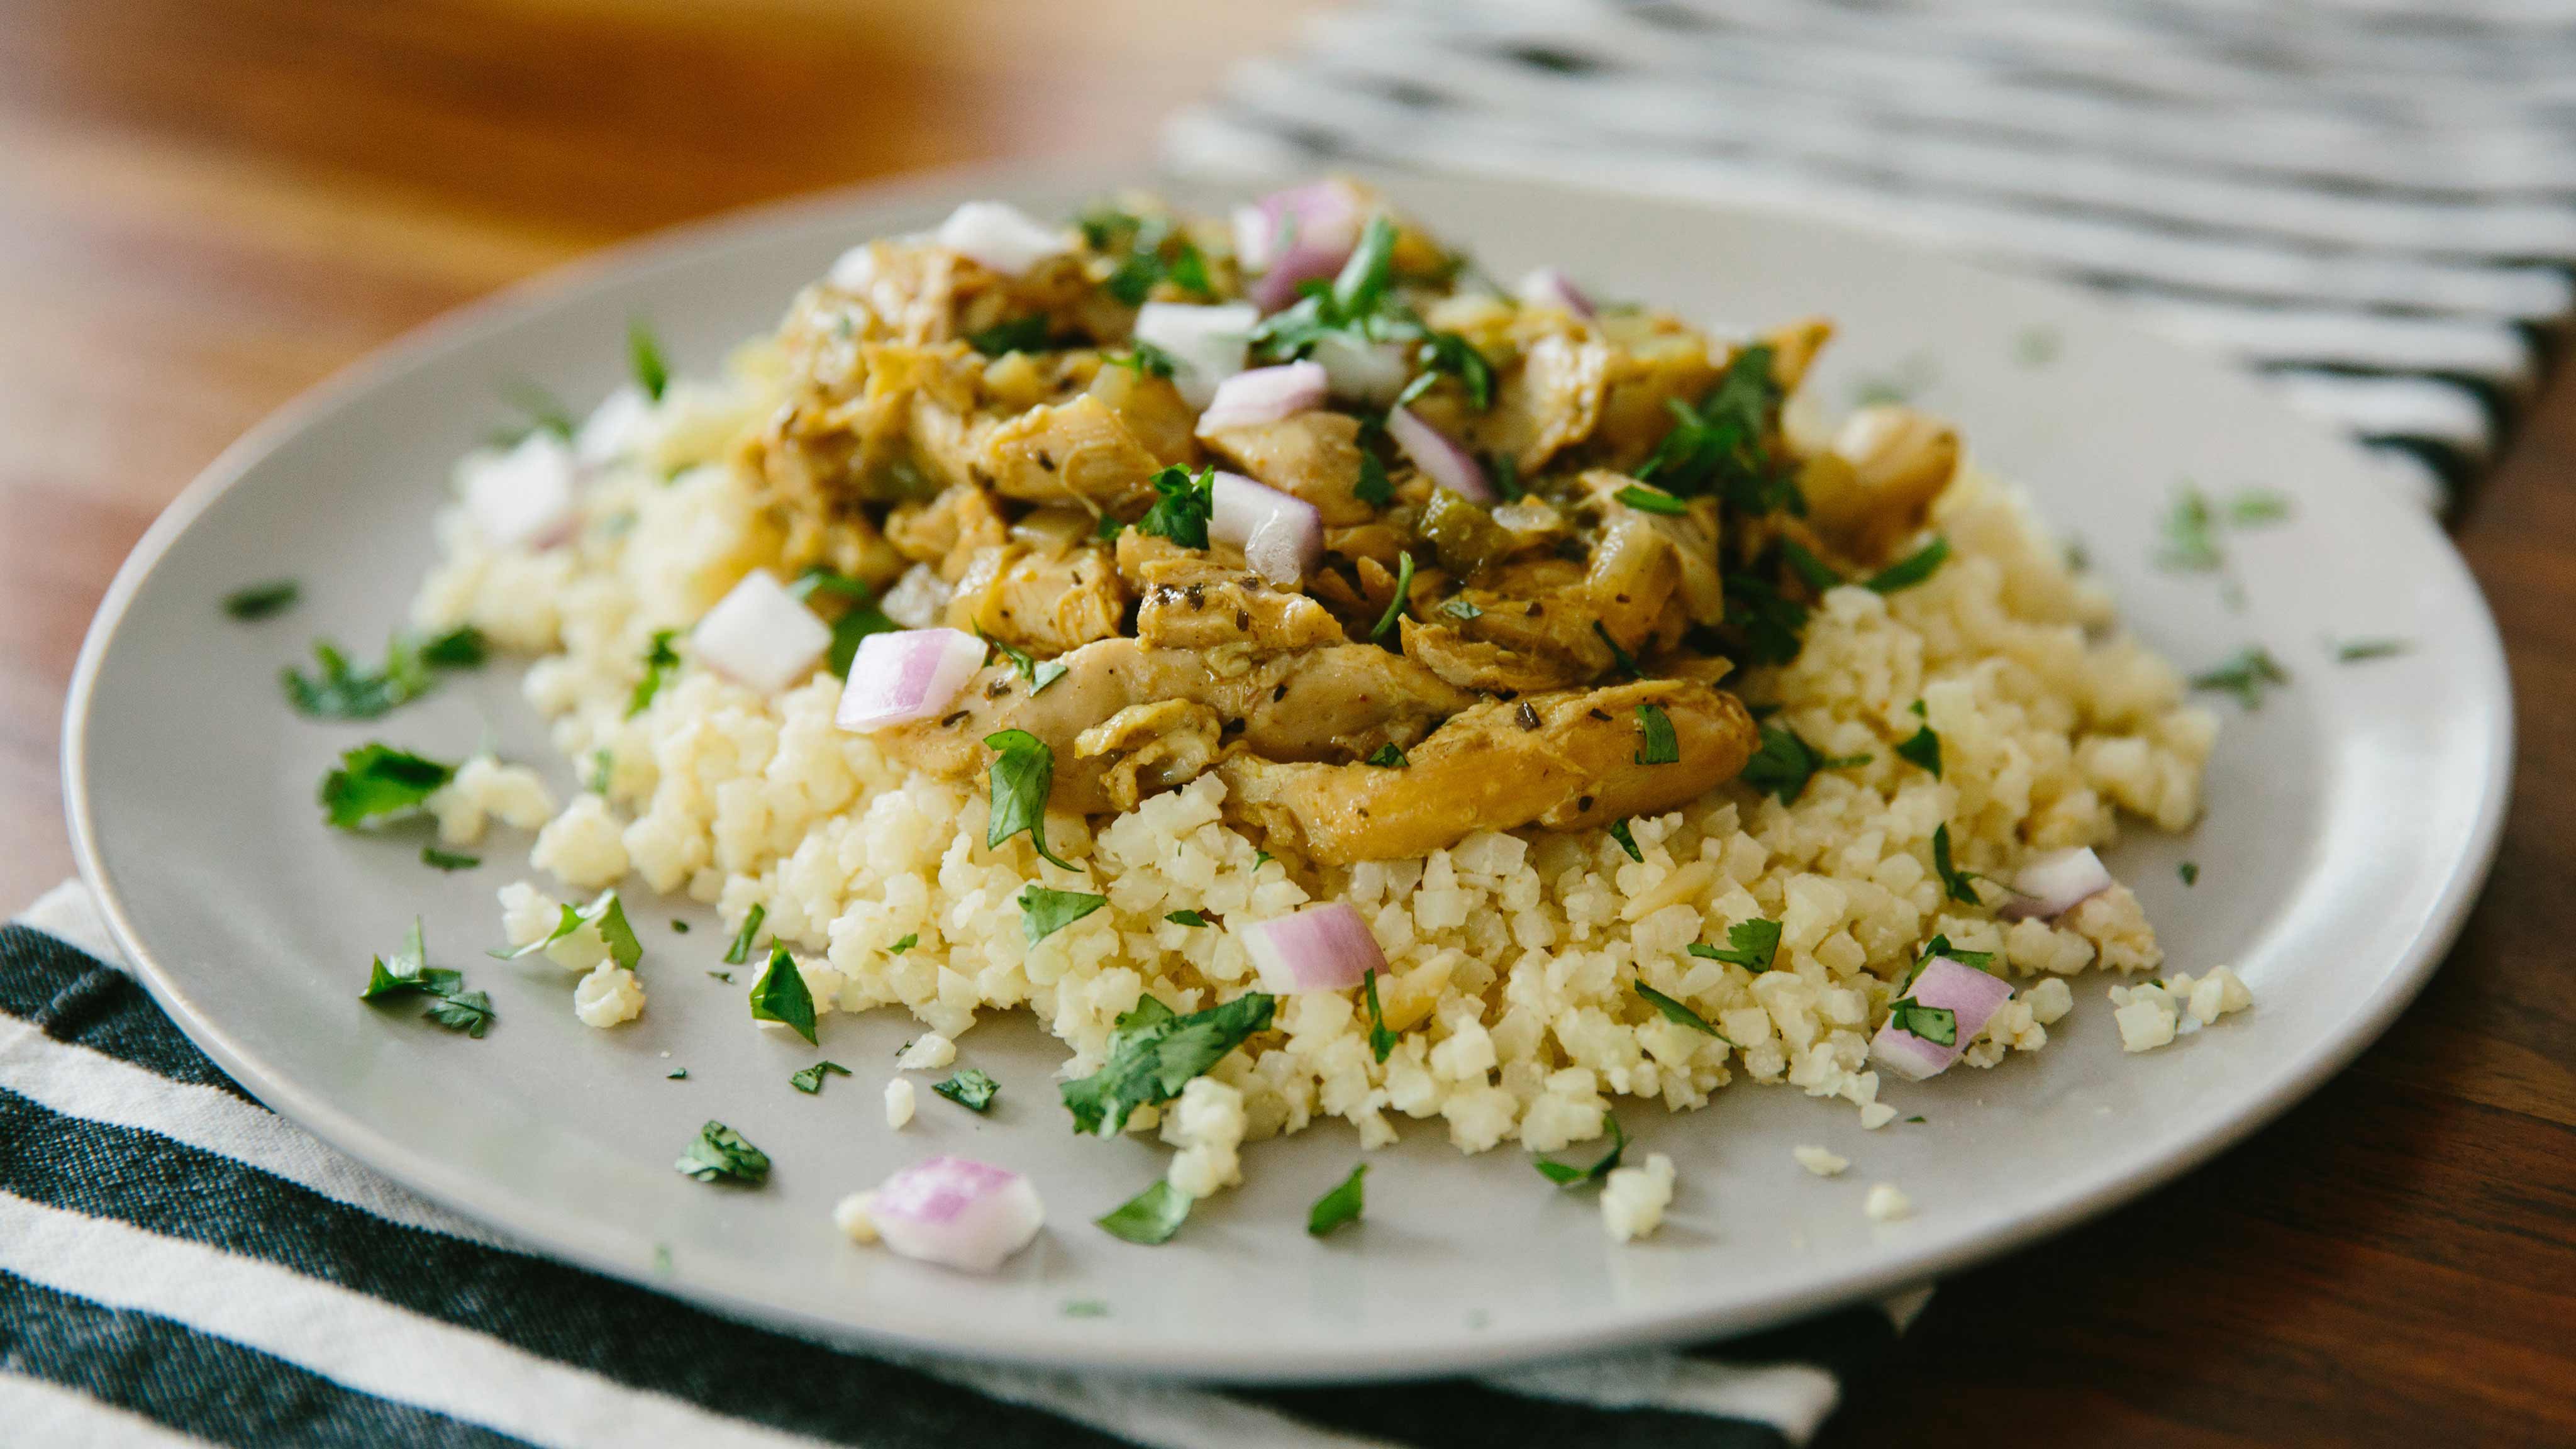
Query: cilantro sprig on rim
[[1096, 1179, 1192, 1245], [283, 627, 485, 720], [321, 743, 456, 830], [675, 1121, 770, 1185], [1307, 1163, 1367, 1237], [360, 918, 494, 1038]]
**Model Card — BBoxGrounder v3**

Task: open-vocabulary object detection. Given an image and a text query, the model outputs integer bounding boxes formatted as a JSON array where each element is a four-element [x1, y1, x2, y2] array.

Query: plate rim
[[60, 160, 2517, 1382]]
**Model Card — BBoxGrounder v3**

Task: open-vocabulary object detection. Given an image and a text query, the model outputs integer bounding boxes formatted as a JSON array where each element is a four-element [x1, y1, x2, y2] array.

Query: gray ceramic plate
[[64, 165, 2511, 1382]]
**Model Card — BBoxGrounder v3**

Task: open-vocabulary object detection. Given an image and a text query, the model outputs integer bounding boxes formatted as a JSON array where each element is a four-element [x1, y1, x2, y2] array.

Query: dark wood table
[[4, 3, 2568, 1442]]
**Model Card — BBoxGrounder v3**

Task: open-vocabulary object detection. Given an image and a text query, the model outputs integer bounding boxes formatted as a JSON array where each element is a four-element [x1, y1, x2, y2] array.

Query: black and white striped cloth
[[1162, 0, 2576, 514], [1, 881, 1920, 1447]]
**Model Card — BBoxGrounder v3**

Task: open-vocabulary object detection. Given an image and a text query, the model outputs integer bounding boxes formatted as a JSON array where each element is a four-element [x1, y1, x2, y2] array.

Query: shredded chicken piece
[[1075, 701, 1226, 811], [1216, 680, 1760, 863]]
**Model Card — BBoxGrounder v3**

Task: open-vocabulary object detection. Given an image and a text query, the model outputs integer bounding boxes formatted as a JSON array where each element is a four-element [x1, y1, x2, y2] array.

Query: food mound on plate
[[405, 180, 2234, 1255]]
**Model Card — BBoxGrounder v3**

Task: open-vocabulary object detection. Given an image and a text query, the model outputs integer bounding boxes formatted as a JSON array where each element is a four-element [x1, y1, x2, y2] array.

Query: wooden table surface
[[4, 3, 2569, 1442]]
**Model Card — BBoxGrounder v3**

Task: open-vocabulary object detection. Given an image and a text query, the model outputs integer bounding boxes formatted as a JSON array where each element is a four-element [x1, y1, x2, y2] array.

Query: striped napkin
[[1164, 0, 2576, 514], [2, 880, 1919, 1448]]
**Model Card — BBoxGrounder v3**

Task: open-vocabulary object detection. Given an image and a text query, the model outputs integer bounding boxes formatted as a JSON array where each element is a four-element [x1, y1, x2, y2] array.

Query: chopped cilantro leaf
[[1635, 982, 1731, 1042], [1307, 1163, 1367, 1237], [1487, 450, 1522, 502], [1615, 484, 1688, 516], [223, 580, 299, 620], [985, 728, 1077, 870], [421, 847, 480, 872], [1931, 823, 1984, 906], [723, 904, 766, 965], [319, 744, 455, 830], [1063, 1299, 1110, 1318], [1363, 743, 1409, 769], [1372, 552, 1416, 640], [1331, 214, 1399, 316], [1165, 910, 1210, 928], [586, 748, 614, 796], [1887, 999, 1958, 1047], [626, 631, 680, 717], [1723, 569, 1811, 668], [675, 1121, 769, 1185], [2333, 637, 2411, 663], [667, 1068, 689, 1079], [2190, 647, 2290, 709], [628, 318, 670, 401], [495, 378, 575, 445], [2226, 489, 2292, 525], [965, 315, 1052, 357], [1135, 464, 1214, 548], [1635, 344, 1786, 513], [788, 567, 897, 674], [1780, 541, 1839, 594], [1635, 702, 1680, 765], [1438, 597, 1483, 621], [1060, 992, 1276, 1135], [1018, 885, 1108, 945], [982, 634, 1068, 695], [1592, 619, 1643, 677], [360, 918, 491, 1036], [2180, 861, 2200, 886], [788, 1060, 849, 1094], [2156, 485, 2224, 572], [1736, 724, 1835, 804], [2015, 327, 2060, 367], [1362, 968, 1397, 1063], [1253, 850, 1276, 870], [1864, 536, 1951, 593], [1895, 721, 1943, 778], [1533, 1116, 1628, 1188], [1111, 340, 1179, 378], [423, 991, 495, 1038], [1096, 1179, 1192, 1245], [706, 970, 733, 983], [748, 943, 817, 1044], [933, 1067, 999, 1113], [1689, 918, 1780, 972], [1413, 330, 1495, 410], [1607, 818, 1642, 862], [1353, 450, 1394, 508], [887, 933, 918, 955], [282, 632, 469, 719]]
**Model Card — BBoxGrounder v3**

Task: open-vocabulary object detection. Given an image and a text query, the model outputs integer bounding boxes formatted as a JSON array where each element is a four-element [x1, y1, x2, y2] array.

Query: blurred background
[[4, 3, 2571, 1440]]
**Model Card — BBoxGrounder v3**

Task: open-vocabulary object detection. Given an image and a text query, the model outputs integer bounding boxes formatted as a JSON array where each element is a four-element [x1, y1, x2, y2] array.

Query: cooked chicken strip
[[1118, 533, 1347, 655], [1199, 411, 1377, 526], [1216, 679, 1759, 864], [873, 638, 1476, 813], [942, 540, 1126, 652]]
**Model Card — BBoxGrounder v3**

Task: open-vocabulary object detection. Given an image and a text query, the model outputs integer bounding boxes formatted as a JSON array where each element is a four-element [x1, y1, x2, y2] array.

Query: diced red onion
[[575, 384, 653, 470], [934, 201, 1069, 277], [1242, 901, 1387, 994], [692, 570, 833, 694], [1196, 362, 1328, 435], [1870, 957, 2016, 1082], [1209, 472, 1324, 586], [465, 432, 579, 549], [1311, 333, 1410, 406], [1233, 182, 1365, 313], [1997, 847, 2116, 921], [835, 628, 987, 733], [866, 1155, 1046, 1273], [1133, 301, 1258, 408], [1387, 404, 1493, 502], [1515, 266, 1597, 320]]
